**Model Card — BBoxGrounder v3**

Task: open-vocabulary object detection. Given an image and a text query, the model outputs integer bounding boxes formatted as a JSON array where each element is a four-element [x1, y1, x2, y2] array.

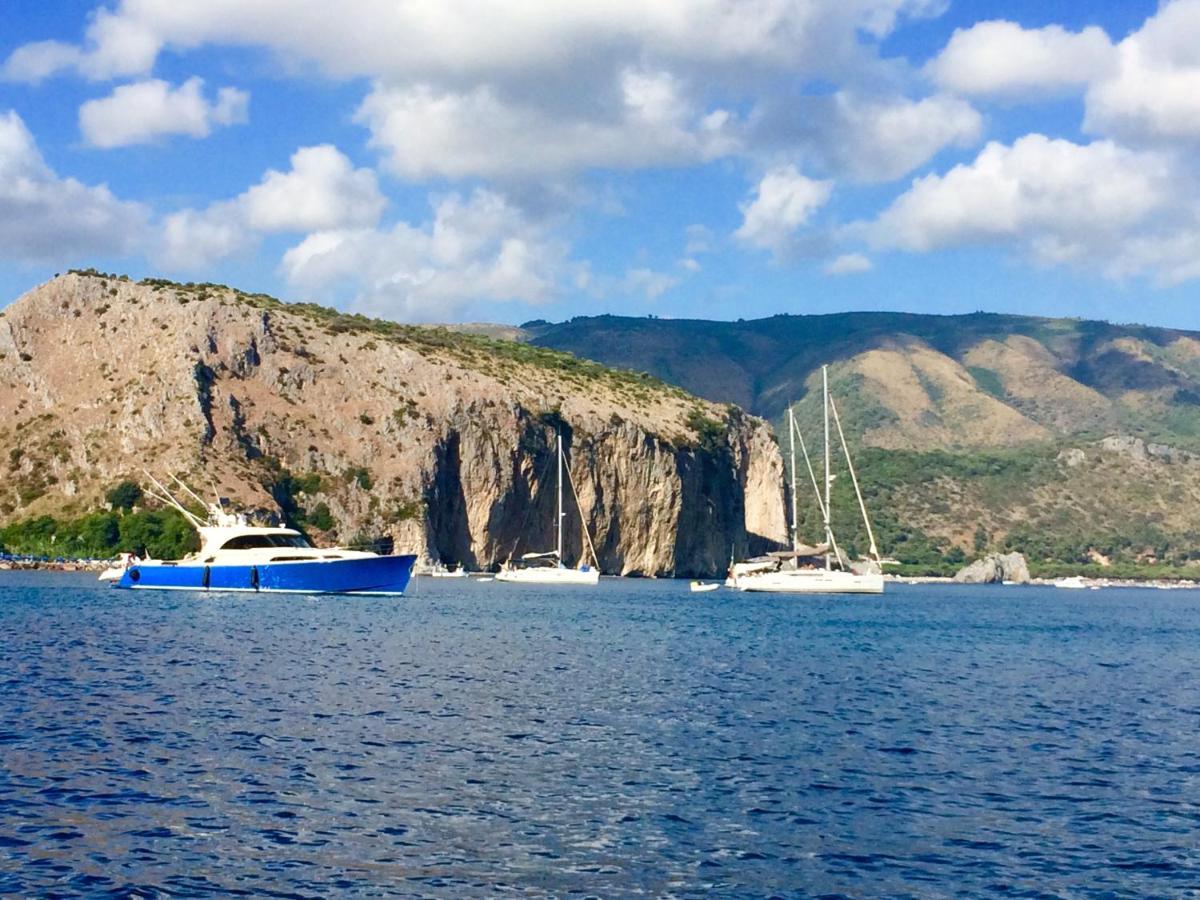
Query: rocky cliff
[[0, 273, 787, 576]]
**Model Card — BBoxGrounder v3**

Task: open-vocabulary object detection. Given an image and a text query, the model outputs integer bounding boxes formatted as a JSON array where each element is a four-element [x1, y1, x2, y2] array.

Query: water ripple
[[3, 572, 1200, 895]]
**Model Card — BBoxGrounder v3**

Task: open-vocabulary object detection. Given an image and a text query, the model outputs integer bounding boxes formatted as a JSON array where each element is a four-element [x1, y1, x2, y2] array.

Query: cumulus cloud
[[356, 74, 736, 180], [4, 0, 964, 183], [865, 134, 1197, 282], [3, 0, 945, 84], [749, 91, 981, 182], [2, 9, 159, 82], [926, 4, 1200, 145], [280, 189, 571, 320], [928, 20, 1115, 97], [735, 166, 833, 254], [158, 145, 383, 270], [79, 77, 247, 147], [0, 110, 148, 262], [1084, 0, 1200, 142]]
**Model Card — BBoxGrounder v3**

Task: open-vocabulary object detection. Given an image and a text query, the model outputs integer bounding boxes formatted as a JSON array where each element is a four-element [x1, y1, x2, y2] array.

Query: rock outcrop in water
[[0, 272, 787, 575], [953, 552, 1031, 584]]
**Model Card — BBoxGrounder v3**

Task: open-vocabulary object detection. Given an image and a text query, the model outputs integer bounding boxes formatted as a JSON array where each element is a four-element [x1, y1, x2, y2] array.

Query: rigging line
[[791, 413, 845, 569], [561, 444, 600, 570], [829, 395, 881, 565]]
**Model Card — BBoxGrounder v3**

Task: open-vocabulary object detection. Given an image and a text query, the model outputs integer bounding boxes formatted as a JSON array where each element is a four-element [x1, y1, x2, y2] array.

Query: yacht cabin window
[[218, 534, 312, 550]]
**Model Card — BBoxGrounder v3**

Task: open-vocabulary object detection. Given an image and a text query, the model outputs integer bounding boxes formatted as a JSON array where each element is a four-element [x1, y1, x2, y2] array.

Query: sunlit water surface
[[3, 572, 1200, 896]]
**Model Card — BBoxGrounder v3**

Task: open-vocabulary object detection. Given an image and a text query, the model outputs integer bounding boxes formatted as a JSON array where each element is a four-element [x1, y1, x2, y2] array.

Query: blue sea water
[[2, 573, 1200, 897]]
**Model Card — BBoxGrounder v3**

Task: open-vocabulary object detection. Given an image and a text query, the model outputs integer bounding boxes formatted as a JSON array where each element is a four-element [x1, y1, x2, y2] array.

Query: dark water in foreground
[[3, 574, 1200, 897]]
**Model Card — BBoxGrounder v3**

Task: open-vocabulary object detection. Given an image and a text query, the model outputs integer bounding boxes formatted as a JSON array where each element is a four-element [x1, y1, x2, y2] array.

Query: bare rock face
[[0, 273, 788, 576], [953, 552, 1031, 584]]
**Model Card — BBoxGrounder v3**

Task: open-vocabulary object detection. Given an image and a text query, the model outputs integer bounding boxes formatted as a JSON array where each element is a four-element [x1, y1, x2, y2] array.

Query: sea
[[2, 572, 1200, 897]]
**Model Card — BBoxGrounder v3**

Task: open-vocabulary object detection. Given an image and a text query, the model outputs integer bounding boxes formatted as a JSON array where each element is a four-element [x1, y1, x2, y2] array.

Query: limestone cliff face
[[0, 273, 786, 575]]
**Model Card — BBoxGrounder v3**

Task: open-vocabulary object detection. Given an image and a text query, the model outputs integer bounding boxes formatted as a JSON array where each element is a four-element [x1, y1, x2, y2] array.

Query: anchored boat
[[732, 365, 885, 595], [496, 430, 600, 586], [108, 474, 416, 595]]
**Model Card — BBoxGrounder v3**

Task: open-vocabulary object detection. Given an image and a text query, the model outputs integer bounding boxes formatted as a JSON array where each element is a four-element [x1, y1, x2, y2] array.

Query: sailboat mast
[[788, 405, 799, 558], [823, 365, 832, 571], [556, 431, 564, 568]]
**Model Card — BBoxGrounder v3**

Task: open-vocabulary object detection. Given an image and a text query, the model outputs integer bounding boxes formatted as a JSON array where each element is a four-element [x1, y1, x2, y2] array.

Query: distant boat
[[1053, 575, 1089, 589], [496, 430, 600, 586], [690, 581, 720, 593], [106, 473, 415, 595], [732, 365, 884, 595], [428, 563, 468, 578]]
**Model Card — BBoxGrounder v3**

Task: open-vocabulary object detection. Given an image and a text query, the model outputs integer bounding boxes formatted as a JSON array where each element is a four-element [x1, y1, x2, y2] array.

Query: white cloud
[[925, 4, 1200, 146], [748, 90, 981, 182], [2, 41, 83, 84], [241, 145, 384, 233], [623, 267, 679, 300], [821, 92, 981, 181], [825, 253, 873, 274], [0, 110, 148, 262], [866, 134, 1194, 281], [159, 203, 244, 270], [1084, 0, 1200, 142], [281, 189, 571, 320], [928, 20, 1115, 97], [2, 9, 160, 82], [2, 0, 945, 84], [4, 0, 960, 182], [735, 166, 832, 253], [355, 73, 736, 180], [79, 77, 247, 147], [157, 144, 384, 271]]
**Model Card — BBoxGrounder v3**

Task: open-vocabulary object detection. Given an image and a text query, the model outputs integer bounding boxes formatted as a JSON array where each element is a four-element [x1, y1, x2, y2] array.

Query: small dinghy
[[690, 581, 720, 593]]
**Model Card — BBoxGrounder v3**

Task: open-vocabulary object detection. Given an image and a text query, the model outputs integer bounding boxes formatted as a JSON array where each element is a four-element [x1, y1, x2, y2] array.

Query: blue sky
[[4, 0, 1199, 328]]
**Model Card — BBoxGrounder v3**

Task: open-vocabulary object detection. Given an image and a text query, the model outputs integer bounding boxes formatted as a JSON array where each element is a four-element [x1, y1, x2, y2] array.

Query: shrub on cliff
[[105, 479, 143, 511]]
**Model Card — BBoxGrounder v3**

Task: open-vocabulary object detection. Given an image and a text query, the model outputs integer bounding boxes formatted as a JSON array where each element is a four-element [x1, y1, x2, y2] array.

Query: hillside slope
[[0, 273, 786, 575], [527, 312, 1200, 450]]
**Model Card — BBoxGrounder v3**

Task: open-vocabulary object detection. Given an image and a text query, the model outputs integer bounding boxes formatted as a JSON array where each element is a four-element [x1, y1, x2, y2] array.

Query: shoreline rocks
[[953, 552, 1031, 584]]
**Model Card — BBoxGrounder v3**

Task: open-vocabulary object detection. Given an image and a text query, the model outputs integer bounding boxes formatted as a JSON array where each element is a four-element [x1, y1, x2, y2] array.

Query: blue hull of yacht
[[113, 554, 417, 595]]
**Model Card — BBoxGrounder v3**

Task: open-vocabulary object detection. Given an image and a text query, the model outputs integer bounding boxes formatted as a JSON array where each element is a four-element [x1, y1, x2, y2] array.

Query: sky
[[2, 0, 1199, 328]]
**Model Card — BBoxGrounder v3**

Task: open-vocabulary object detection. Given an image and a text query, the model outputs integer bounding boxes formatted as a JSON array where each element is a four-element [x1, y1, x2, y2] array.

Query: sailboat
[[733, 365, 885, 595], [495, 430, 600, 585]]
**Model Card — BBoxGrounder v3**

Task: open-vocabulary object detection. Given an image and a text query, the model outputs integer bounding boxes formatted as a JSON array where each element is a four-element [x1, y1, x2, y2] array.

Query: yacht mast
[[556, 431, 564, 568], [788, 405, 799, 558], [823, 365, 833, 571]]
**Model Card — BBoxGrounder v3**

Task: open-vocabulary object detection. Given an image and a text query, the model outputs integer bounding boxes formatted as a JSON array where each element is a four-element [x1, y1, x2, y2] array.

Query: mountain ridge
[[524, 310, 1200, 451]]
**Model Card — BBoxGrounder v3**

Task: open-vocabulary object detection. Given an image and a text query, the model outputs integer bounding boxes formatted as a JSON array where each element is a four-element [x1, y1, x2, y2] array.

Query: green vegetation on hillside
[[0, 508, 198, 559], [781, 441, 1200, 576]]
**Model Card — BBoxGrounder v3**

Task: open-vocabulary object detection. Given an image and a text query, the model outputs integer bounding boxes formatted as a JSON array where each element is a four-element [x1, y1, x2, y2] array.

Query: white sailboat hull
[[735, 568, 884, 594], [495, 566, 600, 585]]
